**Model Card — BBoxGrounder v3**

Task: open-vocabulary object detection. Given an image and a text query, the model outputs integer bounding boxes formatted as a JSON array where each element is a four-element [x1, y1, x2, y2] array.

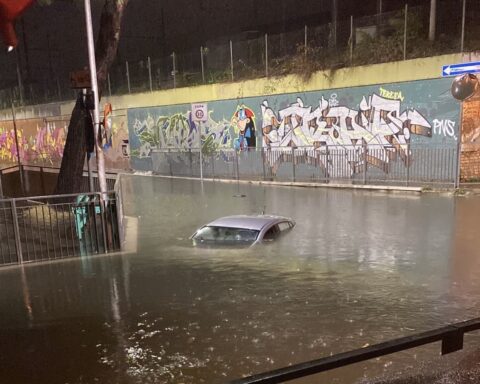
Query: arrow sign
[[442, 61, 480, 77]]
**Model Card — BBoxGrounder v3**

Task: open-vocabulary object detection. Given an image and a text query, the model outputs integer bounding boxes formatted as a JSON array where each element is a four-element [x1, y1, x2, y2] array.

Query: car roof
[[206, 215, 292, 231]]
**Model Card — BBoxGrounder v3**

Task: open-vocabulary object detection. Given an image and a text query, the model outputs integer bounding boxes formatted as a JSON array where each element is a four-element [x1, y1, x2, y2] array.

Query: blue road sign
[[442, 61, 480, 77]]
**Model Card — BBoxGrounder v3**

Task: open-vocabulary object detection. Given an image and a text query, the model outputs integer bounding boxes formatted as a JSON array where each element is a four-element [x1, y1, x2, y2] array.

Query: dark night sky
[[0, 0, 435, 92]]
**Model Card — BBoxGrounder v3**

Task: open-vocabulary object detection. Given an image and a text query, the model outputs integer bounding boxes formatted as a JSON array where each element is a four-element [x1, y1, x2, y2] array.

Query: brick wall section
[[461, 149, 480, 181], [461, 96, 480, 181]]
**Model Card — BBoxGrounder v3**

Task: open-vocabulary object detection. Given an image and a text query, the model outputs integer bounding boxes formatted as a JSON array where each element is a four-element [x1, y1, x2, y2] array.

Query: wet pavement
[[1, 175, 480, 383]]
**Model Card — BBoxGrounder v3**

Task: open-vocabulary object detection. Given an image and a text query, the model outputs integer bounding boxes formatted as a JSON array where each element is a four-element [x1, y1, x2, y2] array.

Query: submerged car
[[191, 214, 295, 247]]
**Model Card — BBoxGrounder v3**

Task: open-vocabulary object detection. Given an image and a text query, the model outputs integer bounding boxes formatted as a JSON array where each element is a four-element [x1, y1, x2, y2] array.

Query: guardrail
[[151, 145, 458, 187], [229, 318, 480, 384], [0, 191, 122, 266]]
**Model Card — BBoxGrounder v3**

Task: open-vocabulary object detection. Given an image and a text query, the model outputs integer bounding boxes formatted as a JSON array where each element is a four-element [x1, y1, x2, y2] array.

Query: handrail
[[0, 164, 119, 177], [229, 318, 480, 384], [0, 191, 116, 204], [0, 165, 22, 173]]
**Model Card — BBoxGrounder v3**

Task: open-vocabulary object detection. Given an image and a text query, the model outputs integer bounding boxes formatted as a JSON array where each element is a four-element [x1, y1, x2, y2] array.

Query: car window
[[263, 224, 280, 241], [193, 226, 259, 243], [278, 221, 291, 232], [193, 226, 220, 241]]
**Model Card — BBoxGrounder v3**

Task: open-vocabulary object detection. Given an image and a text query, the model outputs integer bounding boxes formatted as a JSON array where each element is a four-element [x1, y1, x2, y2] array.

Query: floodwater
[[1, 175, 480, 384]]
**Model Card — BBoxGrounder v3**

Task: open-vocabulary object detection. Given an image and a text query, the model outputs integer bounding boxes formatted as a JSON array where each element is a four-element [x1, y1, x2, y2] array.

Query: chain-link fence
[[2, 0, 480, 107]]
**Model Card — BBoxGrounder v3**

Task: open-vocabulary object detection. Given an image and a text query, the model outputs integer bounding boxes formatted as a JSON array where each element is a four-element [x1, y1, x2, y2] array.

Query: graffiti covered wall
[[128, 78, 460, 173], [102, 112, 131, 171], [0, 109, 131, 171], [0, 117, 69, 167]]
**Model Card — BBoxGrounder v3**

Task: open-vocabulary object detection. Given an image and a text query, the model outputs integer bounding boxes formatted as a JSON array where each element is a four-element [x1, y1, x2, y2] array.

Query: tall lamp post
[[84, 0, 108, 198]]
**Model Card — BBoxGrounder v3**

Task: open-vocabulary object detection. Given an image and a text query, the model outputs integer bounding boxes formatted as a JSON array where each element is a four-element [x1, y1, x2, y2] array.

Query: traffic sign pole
[[191, 103, 208, 181], [199, 121, 203, 180]]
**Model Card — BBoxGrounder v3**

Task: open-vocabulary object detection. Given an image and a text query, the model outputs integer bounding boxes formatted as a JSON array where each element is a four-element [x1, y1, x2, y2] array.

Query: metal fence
[[151, 145, 459, 188], [2, 0, 480, 107], [0, 191, 122, 267]]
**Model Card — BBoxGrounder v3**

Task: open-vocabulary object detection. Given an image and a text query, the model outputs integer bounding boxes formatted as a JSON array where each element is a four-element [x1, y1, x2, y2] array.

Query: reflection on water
[[1, 175, 480, 384]]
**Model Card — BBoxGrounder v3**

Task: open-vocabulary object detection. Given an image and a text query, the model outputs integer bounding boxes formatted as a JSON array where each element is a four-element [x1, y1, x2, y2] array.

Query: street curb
[[133, 173, 424, 193]]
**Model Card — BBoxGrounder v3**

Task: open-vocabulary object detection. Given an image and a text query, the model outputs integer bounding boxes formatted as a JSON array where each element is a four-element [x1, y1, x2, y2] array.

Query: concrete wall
[[1, 52, 479, 180]]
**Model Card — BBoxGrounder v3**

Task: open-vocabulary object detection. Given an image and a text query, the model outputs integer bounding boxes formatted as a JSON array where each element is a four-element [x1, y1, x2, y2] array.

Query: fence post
[[201, 46, 205, 83], [350, 16, 354, 65], [326, 147, 330, 183], [292, 147, 296, 182], [188, 148, 192, 177], [107, 73, 112, 97], [304, 25, 308, 59], [148, 56, 153, 92], [126, 61, 131, 93], [15, 50, 24, 105], [406, 142, 410, 186], [211, 153, 215, 179], [172, 52, 177, 89], [460, 0, 466, 52], [265, 34, 268, 77], [11, 200, 23, 264], [331, 0, 337, 48], [40, 166, 46, 194], [56, 78, 62, 101], [262, 147, 266, 180], [99, 196, 108, 253], [11, 102, 24, 196], [230, 40, 234, 81], [235, 150, 239, 180], [0, 170, 3, 197], [404, 4, 408, 60], [363, 144, 367, 185]]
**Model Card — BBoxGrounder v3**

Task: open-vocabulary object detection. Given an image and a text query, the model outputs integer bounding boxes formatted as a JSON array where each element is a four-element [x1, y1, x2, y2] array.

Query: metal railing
[[229, 318, 480, 384], [0, 191, 122, 266], [0, 164, 118, 198], [151, 145, 458, 187], [1, 0, 479, 107]]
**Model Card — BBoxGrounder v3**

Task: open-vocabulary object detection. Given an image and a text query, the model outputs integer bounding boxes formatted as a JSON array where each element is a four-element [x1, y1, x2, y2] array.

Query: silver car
[[191, 214, 295, 247]]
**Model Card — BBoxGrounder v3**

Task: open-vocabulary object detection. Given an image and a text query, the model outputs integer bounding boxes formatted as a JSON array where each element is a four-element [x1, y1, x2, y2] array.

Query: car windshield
[[193, 226, 259, 244]]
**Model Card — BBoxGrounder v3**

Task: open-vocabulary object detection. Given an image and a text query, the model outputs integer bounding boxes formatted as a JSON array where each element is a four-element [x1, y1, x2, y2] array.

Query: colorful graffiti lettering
[[0, 128, 23, 163], [33, 121, 66, 161], [0, 120, 67, 165], [379, 87, 405, 101], [260, 94, 432, 174], [132, 108, 259, 157]]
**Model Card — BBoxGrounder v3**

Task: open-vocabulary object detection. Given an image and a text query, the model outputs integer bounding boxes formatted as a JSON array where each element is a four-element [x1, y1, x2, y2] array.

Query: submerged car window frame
[[192, 225, 260, 243]]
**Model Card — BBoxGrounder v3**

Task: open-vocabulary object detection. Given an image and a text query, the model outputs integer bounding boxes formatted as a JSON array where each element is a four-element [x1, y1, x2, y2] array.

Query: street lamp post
[[84, 0, 107, 198]]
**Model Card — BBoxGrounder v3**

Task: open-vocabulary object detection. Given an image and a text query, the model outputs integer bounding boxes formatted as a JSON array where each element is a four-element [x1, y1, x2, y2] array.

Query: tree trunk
[[54, 0, 129, 195], [54, 95, 93, 195], [95, 0, 128, 95]]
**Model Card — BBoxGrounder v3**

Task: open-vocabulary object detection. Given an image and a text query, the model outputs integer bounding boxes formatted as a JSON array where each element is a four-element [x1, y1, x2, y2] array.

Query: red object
[[0, 0, 35, 49], [235, 106, 254, 120]]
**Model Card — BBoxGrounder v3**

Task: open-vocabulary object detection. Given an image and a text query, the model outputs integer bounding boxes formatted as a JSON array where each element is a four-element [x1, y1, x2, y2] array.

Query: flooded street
[[1, 175, 480, 383]]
